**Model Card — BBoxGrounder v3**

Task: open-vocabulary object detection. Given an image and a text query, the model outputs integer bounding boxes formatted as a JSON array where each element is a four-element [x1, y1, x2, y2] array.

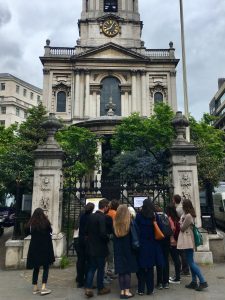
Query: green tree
[[110, 103, 175, 180], [0, 103, 47, 200], [56, 125, 99, 186], [190, 114, 225, 187]]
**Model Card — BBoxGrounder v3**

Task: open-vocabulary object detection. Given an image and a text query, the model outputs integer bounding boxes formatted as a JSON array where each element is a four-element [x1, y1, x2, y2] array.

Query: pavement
[[0, 228, 225, 300]]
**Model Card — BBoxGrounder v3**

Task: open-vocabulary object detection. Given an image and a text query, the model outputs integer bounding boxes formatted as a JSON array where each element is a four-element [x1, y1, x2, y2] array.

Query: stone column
[[141, 70, 147, 116], [131, 70, 137, 112], [169, 111, 213, 264], [25, 114, 65, 266], [74, 69, 80, 118], [84, 69, 90, 118]]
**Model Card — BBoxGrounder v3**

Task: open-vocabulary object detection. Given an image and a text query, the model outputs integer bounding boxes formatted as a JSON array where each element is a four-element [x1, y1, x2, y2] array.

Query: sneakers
[[169, 277, 180, 284], [156, 283, 163, 290], [185, 282, 198, 289], [32, 289, 40, 295], [97, 287, 111, 295], [40, 288, 51, 296], [163, 283, 170, 289], [195, 282, 208, 291]]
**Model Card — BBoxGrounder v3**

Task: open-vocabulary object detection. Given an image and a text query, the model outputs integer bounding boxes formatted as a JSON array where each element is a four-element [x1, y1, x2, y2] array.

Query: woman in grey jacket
[[177, 199, 208, 292]]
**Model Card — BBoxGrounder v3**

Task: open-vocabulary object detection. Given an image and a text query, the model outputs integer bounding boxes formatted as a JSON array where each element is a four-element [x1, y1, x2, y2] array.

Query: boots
[[195, 282, 208, 291], [85, 289, 94, 298]]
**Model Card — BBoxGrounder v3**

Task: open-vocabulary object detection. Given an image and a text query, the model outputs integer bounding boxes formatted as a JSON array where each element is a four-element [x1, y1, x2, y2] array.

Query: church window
[[86, 0, 88, 12], [100, 77, 121, 116], [154, 92, 163, 104], [104, 0, 118, 12], [56, 91, 66, 112]]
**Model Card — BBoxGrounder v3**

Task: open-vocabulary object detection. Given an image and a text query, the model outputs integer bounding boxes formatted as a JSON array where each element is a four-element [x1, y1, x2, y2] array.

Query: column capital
[[43, 69, 50, 75]]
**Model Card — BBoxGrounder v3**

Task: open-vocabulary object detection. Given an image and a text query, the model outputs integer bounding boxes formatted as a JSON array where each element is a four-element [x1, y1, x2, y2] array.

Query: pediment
[[73, 43, 147, 61]]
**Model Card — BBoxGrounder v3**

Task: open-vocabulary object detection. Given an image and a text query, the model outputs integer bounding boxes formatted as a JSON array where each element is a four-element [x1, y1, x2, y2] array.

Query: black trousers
[[32, 265, 49, 285], [137, 267, 154, 293], [179, 249, 190, 274], [75, 239, 88, 285], [169, 246, 181, 280], [156, 238, 170, 285]]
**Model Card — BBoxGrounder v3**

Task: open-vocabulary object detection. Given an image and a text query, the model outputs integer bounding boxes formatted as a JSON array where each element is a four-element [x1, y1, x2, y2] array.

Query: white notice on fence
[[134, 197, 147, 208], [86, 198, 104, 212]]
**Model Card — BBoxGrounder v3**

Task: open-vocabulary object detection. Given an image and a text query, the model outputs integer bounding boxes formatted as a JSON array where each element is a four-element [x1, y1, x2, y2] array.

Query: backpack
[[158, 213, 173, 237]]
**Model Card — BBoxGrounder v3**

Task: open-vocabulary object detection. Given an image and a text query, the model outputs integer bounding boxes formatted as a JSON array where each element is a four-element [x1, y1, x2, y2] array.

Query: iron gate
[[62, 176, 173, 255]]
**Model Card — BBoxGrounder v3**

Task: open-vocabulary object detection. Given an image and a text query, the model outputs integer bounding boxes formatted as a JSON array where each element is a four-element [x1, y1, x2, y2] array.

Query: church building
[[40, 0, 179, 125]]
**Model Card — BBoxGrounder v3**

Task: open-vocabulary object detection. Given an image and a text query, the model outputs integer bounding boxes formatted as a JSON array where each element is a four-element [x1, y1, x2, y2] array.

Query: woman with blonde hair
[[113, 205, 138, 299]]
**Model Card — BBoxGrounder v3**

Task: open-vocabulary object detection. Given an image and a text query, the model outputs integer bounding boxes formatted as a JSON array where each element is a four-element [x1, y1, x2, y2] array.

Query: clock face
[[102, 19, 120, 37]]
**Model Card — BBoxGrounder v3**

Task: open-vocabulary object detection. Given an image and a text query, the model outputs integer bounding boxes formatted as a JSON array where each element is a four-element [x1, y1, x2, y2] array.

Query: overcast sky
[[0, 0, 225, 119]]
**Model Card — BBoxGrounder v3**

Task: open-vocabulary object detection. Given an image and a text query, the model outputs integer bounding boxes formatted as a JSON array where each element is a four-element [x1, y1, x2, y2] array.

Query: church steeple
[[78, 0, 142, 48]]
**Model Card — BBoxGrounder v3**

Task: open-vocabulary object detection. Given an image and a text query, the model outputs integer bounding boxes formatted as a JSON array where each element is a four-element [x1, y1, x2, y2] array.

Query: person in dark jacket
[[76, 202, 95, 288], [26, 208, 55, 296], [85, 199, 111, 298], [113, 204, 138, 299], [135, 199, 164, 295]]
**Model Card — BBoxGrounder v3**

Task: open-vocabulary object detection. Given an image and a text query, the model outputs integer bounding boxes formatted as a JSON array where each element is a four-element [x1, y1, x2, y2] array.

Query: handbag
[[153, 221, 165, 240], [130, 221, 140, 250], [193, 224, 203, 247]]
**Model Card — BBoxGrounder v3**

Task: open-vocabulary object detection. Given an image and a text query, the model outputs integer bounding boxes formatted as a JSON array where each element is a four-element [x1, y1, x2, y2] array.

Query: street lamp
[[179, 0, 190, 142]]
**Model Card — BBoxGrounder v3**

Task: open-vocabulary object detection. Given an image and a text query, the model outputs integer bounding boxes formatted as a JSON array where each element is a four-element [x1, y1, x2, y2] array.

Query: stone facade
[[40, 0, 179, 125], [0, 73, 42, 127]]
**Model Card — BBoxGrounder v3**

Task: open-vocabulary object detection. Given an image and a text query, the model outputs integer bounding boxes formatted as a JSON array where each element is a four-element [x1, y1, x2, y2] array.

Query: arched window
[[56, 91, 66, 112], [154, 92, 163, 104], [100, 76, 121, 116], [104, 0, 118, 12]]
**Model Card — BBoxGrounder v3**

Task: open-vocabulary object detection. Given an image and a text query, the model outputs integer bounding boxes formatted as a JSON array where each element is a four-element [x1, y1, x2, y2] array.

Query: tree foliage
[[110, 103, 175, 180], [56, 125, 99, 185], [190, 114, 225, 187]]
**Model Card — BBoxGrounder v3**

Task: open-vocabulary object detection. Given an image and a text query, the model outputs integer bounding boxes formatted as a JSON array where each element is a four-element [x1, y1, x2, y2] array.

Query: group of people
[[24, 194, 208, 297], [75, 195, 208, 298]]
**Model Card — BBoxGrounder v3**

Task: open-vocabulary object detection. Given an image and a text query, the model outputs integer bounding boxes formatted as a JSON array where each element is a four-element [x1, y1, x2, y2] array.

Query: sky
[[0, 0, 225, 120]]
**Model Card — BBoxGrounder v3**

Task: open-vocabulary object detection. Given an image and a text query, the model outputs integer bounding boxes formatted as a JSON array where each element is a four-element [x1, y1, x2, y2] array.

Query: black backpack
[[158, 213, 173, 237]]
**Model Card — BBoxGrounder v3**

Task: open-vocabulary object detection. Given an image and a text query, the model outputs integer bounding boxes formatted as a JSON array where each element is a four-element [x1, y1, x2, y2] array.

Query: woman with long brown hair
[[177, 199, 208, 291], [26, 208, 55, 295], [113, 204, 138, 299]]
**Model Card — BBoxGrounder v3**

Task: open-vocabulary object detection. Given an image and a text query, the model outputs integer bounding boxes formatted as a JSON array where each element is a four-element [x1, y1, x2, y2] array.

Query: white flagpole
[[179, 0, 190, 142]]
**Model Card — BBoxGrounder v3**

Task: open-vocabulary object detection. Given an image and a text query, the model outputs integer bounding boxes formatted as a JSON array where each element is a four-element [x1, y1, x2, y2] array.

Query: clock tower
[[78, 0, 143, 48]]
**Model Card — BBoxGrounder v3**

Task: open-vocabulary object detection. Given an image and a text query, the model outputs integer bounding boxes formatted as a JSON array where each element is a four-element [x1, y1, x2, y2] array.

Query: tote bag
[[193, 224, 203, 247], [153, 221, 165, 240]]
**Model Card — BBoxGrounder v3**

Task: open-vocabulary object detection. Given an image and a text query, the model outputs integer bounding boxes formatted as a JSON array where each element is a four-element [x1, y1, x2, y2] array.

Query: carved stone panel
[[179, 171, 193, 201]]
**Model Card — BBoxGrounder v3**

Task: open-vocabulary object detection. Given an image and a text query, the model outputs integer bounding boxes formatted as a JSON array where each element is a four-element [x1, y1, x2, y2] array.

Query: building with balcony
[[41, 0, 179, 125], [209, 78, 225, 130], [0, 73, 42, 127]]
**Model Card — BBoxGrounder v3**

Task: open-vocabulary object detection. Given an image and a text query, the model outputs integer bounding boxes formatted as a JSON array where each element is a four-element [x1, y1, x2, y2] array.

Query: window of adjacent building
[[104, 0, 118, 12], [23, 89, 27, 97], [30, 92, 33, 100], [56, 91, 66, 112], [1, 106, 6, 114], [154, 92, 163, 104], [0, 120, 5, 127], [37, 95, 41, 103], [16, 85, 20, 94], [100, 76, 121, 116], [0, 83, 6, 91], [16, 107, 20, 116], [0, 96, 4, 101]]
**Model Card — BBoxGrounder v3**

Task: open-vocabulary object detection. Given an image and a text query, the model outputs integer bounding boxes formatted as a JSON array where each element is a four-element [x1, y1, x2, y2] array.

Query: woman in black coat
[[26, 208, 55, 296], [113, 204, 138, 299]]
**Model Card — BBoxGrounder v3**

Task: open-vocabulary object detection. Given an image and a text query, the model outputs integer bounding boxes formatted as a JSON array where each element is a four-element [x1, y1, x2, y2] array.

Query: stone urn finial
[[172, 111, 189, 142], [42, 113, 62, 144]]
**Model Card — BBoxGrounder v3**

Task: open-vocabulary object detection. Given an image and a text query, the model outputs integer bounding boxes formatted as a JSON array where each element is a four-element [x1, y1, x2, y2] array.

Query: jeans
[[86, 256, 105, 290], [32, 265, 49, 285], [185, 249, 205, 283], [169, 246, 181, 280], [179, 249, 190, 273], [137, 267, 154, 293]]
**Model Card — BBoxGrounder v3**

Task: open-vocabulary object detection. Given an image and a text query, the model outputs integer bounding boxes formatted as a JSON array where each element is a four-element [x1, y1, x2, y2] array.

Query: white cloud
[[0, 0, 225, 119]]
